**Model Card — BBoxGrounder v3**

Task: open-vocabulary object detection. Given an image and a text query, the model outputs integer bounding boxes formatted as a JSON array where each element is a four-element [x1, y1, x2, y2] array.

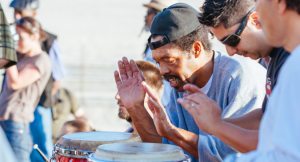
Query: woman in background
[[0, 17, 51, 162]]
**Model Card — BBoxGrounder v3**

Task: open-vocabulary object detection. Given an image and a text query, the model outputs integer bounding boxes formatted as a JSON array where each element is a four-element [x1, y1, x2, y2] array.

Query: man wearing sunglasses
[[177, 0, 290, 154], [114, 3, 267, 162]]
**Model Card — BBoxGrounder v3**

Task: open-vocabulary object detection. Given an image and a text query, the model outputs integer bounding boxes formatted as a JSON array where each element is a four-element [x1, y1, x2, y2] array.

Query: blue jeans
[[30, 105, 53, 162], [0, 121, 32, 162]]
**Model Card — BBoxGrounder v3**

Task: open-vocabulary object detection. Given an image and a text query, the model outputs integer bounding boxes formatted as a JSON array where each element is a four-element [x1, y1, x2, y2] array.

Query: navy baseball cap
[[148, 3, 201, 50], [10, 0, 39, 10]]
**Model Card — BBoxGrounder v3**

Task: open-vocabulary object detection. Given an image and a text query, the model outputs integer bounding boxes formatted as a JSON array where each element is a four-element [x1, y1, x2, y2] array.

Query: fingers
[[118, 61, 128, 81], [184, 93, 208, 105], [130, 60, 140, 79], [114, 71, 122, 86], [183, 84, 203, 95], [148, 97, 162, 116], [147, 97, 157, 115], [122, 57, 133, 78], [142, 82, 158, 102], [177, 98, 196, 113]]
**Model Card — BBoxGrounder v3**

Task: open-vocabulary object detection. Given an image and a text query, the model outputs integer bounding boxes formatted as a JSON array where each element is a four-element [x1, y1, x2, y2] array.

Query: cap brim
[[143, 3, 165, 12]]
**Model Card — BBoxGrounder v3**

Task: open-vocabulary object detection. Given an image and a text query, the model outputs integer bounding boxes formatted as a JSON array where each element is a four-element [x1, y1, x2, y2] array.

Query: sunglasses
[[221, 8, 255, 47], [15, 18, 37, 32]]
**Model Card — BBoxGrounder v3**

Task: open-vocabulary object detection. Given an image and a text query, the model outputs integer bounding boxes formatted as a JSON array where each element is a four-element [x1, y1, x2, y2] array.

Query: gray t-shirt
[[162, 51, 266, 162], [0, 52, 51, 123]]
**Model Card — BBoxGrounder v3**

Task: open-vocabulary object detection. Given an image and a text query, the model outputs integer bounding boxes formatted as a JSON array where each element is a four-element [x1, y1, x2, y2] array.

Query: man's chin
[[173, 86, 185, 92]]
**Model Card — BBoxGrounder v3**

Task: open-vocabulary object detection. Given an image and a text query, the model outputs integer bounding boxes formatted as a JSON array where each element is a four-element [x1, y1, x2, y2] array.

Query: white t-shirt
[[236, 45, 300, 162], [200, 75, 213, 95]]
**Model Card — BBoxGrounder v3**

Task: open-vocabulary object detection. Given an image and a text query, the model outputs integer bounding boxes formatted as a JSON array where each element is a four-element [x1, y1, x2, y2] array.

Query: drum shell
[[88, 154, 191, 162], [51, 131, 142, 161]]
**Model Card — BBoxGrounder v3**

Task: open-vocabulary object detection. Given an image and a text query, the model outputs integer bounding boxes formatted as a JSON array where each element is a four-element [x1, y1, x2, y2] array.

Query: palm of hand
[[118, 77, 145, 109]]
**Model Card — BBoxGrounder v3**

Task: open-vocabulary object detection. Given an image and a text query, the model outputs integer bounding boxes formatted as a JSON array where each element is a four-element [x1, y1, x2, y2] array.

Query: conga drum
[[88, 143, 191, 162], [50, 131, 142, 162]]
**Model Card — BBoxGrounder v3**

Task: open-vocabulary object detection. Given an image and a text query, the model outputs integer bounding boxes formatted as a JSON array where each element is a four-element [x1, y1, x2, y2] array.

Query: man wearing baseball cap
[[142, 0, 177, 111], [114, 3, 266, 162], [9, 0, 67, 161]]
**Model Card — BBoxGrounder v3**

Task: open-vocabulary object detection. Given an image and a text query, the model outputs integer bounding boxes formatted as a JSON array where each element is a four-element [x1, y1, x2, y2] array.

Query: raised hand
[[177, 84, 223, 134], [114, 57, 146, 110], [142, 82, 175, 137]]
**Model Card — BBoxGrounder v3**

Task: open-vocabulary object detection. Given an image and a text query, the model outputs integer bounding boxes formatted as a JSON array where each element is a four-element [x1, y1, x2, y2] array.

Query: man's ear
[[193, 42, 202, 58], [277, 0, 287, 15], [249, 11, 261, 29]]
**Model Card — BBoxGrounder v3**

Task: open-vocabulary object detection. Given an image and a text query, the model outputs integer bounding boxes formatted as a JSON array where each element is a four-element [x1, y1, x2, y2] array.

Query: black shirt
[[262, 48, 290, 112]]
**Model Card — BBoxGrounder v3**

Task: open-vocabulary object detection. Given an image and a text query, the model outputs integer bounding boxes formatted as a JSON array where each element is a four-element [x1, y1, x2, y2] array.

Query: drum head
[[91, 143, 187, 161], [56, 131, 142, 152]]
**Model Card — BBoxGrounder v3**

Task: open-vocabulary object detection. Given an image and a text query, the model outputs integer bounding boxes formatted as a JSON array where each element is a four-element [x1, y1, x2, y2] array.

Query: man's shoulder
[[215, 51, 266, 78]]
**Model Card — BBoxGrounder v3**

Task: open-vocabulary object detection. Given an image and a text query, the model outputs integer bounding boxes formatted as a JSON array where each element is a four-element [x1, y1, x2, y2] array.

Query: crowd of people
[[0, 0, 300, 161]]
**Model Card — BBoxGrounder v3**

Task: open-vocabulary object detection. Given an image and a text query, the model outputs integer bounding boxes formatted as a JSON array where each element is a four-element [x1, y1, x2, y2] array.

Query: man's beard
[[118, 101, 132, 122]]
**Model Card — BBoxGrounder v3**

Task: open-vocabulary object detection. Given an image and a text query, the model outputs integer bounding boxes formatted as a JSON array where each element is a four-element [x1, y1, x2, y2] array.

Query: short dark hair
[[285, 0, 300, 15], [151, 24, 212, 53], [136, 60, 164, 95], [171, 25, 212, 52], [199, 0, 255, 28]]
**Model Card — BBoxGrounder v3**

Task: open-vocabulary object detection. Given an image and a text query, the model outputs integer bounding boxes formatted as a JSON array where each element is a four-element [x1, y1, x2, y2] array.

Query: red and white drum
[[50, 131, 142, 162], [88, 143, 191, 162]]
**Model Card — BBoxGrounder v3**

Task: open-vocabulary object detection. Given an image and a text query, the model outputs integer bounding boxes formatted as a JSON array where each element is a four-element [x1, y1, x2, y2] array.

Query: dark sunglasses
[[15, 18, 37, 32], [221, 8, 255, 47]]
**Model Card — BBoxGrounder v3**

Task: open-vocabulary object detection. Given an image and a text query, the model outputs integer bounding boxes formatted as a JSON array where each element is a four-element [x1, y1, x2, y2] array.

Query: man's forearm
[[224, 108, 263, 130], [213, 121, 259, 153], [127, 105, 162, 143], [166, 127, 199, 158]]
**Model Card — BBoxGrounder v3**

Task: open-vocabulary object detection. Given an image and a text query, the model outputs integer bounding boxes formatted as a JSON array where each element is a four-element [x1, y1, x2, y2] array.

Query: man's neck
[[130, 122, 139, 135], [192, 50, 214, 88], [283, 13, 300, 52]]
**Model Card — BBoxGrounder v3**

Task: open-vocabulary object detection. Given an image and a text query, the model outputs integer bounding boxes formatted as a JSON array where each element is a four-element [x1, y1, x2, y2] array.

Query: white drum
[[50, 131, 142, 162], [88, 143, 191, 162]]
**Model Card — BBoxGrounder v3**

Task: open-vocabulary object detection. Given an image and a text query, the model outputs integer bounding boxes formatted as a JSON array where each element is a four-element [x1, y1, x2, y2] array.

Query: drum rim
[[53, 144, 92, 158], [88, 153, 191, 162]]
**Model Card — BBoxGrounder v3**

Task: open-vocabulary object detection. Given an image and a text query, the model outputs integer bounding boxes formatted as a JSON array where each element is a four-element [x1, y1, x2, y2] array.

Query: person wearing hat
[[114, 3, 266, 162], [9, 0, 67, 161], [142, 0, 177, 112]]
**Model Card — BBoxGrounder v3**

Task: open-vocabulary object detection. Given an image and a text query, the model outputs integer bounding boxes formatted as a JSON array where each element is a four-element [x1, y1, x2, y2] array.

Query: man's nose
[[225, 45, 238, 56], [159, 64, 170, 76], [115, 92, 120, 100]]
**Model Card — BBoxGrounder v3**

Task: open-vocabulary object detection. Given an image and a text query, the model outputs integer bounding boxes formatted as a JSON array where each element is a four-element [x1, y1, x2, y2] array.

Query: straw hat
[[143, 0, 178, 12]]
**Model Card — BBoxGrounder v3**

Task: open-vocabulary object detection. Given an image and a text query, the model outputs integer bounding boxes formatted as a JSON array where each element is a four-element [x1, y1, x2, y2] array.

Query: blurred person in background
[[0, 17, 51, 162], [52, 88, 93, 144], [116, 60, 164, 135], [142, 0, 177, 110], [9, 0, 67, 161], [59, 119, 94, 138], [0, 3, 18, 162]]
